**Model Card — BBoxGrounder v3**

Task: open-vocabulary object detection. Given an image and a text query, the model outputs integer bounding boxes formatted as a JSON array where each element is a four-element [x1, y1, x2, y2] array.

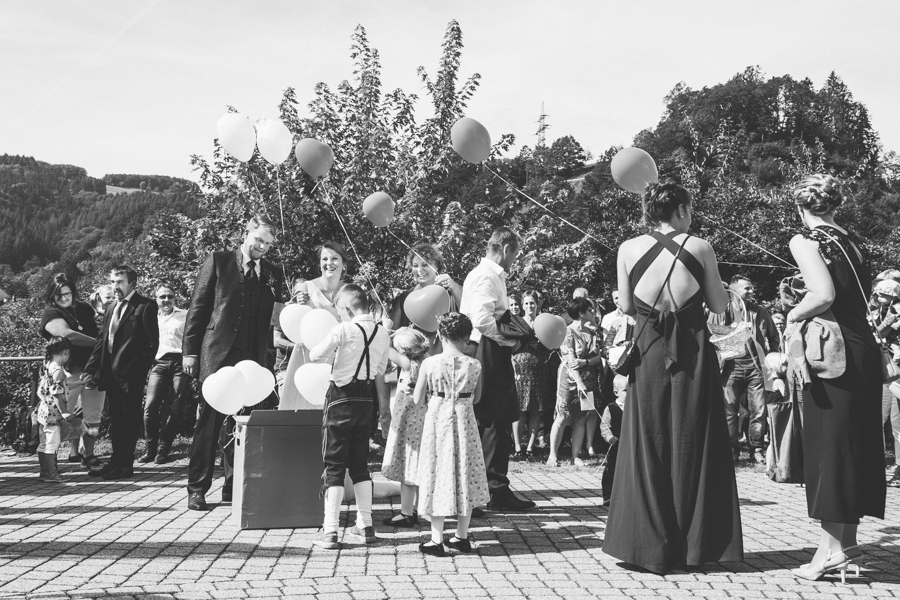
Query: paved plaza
[[0, 450, 898, 600]]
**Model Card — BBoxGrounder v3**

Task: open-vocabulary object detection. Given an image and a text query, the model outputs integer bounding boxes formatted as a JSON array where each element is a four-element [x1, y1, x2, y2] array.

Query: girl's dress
[[37, 362, 68, 426], [416, 355, 489, 517], [381, 363, 428, 485], [279, 281, 342, 409]]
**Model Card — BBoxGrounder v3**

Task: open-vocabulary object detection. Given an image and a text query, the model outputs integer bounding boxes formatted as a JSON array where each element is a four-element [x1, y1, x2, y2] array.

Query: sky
[[1, 1, 898, 181]]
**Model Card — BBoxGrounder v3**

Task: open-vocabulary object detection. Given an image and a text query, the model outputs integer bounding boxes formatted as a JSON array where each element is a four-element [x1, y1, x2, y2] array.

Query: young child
[[381, 327, 431, 527], [414, 313, 489, 556], [309, 284, 391, 550], [599, 374, 627, 505], [36, 336, 79, 482]]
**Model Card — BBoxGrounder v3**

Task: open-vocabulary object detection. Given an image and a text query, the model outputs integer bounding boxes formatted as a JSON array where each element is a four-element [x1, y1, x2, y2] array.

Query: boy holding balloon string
[[309, 283, 391, 550]]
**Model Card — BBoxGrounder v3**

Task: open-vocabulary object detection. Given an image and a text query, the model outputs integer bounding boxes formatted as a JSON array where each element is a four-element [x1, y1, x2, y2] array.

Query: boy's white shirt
[[309, 314, 390, 386]]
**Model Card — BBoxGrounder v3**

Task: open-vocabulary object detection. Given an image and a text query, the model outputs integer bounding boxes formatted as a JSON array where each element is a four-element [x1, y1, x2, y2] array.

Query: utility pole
[[536, 102, 549, 148]]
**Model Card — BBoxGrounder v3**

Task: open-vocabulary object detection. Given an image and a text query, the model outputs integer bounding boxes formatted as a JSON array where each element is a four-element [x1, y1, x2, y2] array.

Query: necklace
[[62, 305, 83, 331]]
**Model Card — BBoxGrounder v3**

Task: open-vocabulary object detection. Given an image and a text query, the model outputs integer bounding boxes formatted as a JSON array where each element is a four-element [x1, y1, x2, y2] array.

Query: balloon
[[279, 304, 313, 343], [216, 113, 256, 162], [294, 138, 334, 179], [294, 363, 332, 407], [299, 308, 339, 349], [533, 314, 567, 350], [234, 360, 275, 406], [362, 192, 395, 227], [610, 147, 659, 194], [450, 117, 491, 164], [403, 285, 451, 333], [764, 352, 788, 376], [202, 366, 248, 415], [255, 118, 293, 166]]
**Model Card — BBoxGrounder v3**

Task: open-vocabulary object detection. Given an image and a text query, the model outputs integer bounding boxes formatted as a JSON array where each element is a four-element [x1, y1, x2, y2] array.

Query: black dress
[[800, 226, 885, 523], [603, 231, 743, 573]]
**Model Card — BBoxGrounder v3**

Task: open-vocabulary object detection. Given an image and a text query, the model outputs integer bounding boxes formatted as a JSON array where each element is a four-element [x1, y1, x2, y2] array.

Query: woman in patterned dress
[[512, 290, 552, 458], [414, 313, 489, 557]]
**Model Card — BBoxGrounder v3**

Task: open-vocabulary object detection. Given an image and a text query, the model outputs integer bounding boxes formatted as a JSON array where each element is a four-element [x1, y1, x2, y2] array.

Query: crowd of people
[[29, 174, 892, 579]]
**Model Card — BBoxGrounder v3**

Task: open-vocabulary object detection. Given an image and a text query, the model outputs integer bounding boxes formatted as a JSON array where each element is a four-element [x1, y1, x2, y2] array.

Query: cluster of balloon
[[202, 360, 275, 415], [532, 313, 567, 350], [294, 138, 335, 179], [610, 147, 659, 194], [278, 304, 312, 342], [403, 285, 450, 332], [362, 192, 395, 227], [293, 363, 332, 407], [217, 113, 256, 162], [255, 118, 293, 165], [279, 305, 339, 348], [450, 117, 491, 164]]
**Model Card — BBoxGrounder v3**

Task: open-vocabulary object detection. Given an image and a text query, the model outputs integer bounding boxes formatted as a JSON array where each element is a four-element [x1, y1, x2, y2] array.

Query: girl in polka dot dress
[[414, 313, 489, 556], [381, 327, 431, 527]]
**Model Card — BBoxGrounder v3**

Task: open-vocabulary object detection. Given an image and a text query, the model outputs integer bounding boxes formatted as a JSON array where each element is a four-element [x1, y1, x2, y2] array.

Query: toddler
[[600, 374, 627, 504], [36, 336, 80, 482]]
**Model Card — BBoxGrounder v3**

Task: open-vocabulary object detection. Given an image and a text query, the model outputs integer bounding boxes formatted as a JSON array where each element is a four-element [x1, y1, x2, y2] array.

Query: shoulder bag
[[708, 290, 753, 361]]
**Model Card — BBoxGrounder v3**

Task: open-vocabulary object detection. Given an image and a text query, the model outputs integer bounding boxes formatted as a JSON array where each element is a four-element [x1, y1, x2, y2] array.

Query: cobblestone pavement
[[0, 451, 898, 599]]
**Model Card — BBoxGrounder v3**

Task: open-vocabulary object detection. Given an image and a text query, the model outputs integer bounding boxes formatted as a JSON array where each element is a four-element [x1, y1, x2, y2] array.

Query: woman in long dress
[[278, 241, 348, 409], [512, 290, 552, 458], [786, 175, 885, 581], [602, 181, 743, 574]]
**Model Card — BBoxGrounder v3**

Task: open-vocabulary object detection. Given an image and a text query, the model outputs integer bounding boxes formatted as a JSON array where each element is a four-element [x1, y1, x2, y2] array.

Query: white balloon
[[293, 363, 332, 407], [202, 366, 247, 415], [300, 308, 339, 349], [234, 360, 275, 406], [279, 304, 312, 343], [255, 118, 294, 165], [216, 113, 256, 162]]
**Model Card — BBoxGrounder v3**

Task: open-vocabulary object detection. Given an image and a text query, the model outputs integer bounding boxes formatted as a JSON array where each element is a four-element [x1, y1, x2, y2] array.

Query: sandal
[[81, 455, 102, 468]]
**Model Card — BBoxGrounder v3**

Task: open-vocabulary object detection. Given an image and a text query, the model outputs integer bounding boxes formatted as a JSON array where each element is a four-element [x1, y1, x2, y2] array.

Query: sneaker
[[752, 449, 766, 464], [312, 530, 339, 550], [573, 458, 586, 467], [349, 525, 377, 544]]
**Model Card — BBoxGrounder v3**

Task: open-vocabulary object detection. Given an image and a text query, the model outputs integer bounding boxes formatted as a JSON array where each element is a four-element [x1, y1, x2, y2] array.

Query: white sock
[[456, 514, 472, 540], [353, 481, 373, 528], [323, 486, 344, 533], [430, 516, 445, 544]]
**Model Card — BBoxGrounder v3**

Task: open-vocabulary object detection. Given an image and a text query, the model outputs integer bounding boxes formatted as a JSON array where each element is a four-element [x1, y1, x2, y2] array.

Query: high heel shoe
[[791, 549, 860, 584]]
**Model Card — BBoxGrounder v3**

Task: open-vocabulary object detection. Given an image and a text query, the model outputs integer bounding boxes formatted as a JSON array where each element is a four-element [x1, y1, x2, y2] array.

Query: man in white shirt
[[601, 290, 635, 348], [142, 284, 188, 465], [460, 227, 536, 512]]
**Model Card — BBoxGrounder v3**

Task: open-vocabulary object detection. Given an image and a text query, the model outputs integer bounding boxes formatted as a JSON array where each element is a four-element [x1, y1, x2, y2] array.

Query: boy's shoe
[[312, 530, 339, 550], [349, 525, 377, 544]]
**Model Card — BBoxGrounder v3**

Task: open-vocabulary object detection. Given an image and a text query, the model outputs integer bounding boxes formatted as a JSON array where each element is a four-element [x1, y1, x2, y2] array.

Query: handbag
[[708, 290, 753, 361], [613, 235, 689, 376], [816, 227, 900, 384], [784, 310, 846, 379]]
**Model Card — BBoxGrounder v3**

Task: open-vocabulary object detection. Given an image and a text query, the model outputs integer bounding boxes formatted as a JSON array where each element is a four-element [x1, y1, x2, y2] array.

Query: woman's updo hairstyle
[[437, 312, 473, 343], [523, 289, 543, 309], [316, 241, 351, 276], [641, 181, 691, 227], [792, 174, 843, 216]]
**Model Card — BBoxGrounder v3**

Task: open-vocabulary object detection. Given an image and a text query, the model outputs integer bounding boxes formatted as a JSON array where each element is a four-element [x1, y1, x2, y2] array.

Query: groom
[[461, 226, 536, 511]]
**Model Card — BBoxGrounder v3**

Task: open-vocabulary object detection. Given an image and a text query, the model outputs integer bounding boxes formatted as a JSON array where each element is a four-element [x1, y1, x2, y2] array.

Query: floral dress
[[513, 338, 552, 412], [381, 361, 428, 485], [555, 324, 602, 419], [36, 362, 68, 426], [416, 355, 489, 517]]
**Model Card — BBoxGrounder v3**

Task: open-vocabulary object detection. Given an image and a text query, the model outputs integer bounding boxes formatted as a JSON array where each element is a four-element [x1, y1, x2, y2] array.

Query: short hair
[[487, 227, 520, 255], [522, 289, 543, 308], [730, 274, 753, 286], [111, 265, 137, 285], [572, 287, 589, 299], [247, 214, 278, 237], [89, 284, 112, 313], [508, 293, 522, 306], [44, 273, 79, 307], [567, 297, 594, 320], [391, 327, 430, 362], [44, 335, 72, 362], [437, 312, 473, 343], [155, 283, 175, 295], [613, 374, 629, 392], [317, 241, 352, 275], [406, 243, 444, 274], [875, 269, 900, 284], [792, 174, 843, 216], [337, 283, 368, 312], [642, 181, 691, 227]]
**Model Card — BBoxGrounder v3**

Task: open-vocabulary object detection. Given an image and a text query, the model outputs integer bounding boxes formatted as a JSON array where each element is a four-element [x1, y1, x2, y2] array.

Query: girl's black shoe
[[445, 536, 473, 553], [382, 512, 418, 527], [418, 541, 446, 557]]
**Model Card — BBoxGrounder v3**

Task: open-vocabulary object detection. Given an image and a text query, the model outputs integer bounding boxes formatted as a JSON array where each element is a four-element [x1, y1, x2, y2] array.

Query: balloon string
[[482, 165, 614, 252], [719, 261, 795, 270], [694, 211, 796, 269], [321, 183, 389, 315], [553, 348, 604, 418], [247, 167, 290, 296]]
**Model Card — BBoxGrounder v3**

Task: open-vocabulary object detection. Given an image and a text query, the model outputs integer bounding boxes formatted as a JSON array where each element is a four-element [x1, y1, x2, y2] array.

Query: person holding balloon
[[601, 180, 742, 574], [183, 215, 284, 511], [279, 242, 350, 410], [512, 290, 552, 459]]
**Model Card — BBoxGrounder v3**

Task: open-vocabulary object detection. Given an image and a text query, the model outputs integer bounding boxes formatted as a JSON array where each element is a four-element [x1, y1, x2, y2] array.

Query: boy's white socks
[[323, 486, 344, 533], [353, 481, 373, 528]]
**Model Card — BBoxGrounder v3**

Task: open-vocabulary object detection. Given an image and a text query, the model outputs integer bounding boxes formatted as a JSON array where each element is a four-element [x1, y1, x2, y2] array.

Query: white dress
[[279, 281, 341, 410], [416, 355, 489, 517], [381, 364, 428, 485]]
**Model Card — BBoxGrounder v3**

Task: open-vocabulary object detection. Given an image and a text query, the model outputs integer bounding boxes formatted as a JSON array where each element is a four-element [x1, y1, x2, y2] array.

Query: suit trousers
[[187, 346, 253, 496], [102, 362, 146, 470]]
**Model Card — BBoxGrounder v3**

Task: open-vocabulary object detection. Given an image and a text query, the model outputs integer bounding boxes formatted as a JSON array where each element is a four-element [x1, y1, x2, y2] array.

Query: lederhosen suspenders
[[327, 322, 379, 406]]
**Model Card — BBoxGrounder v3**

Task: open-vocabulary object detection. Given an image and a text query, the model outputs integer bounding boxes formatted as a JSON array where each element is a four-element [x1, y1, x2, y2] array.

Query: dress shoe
[[102, 467, 133, 480], [444, 536, 473, 553], [418, 541, 446, 557], [154, 446, 169, 465], [488, 490, 536, 512], [382, 512, 418, 527], [138, 452, 155, 464], [470, 507, 485, 518], [88, 462, 116, 478], [187, 492, 207, 511], [67, 453, 85, 463], [221, 488, 232, 503]]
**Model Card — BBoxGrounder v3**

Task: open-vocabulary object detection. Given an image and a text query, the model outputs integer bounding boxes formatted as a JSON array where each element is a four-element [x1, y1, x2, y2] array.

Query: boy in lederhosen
[[309, 284, 390, 549]]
